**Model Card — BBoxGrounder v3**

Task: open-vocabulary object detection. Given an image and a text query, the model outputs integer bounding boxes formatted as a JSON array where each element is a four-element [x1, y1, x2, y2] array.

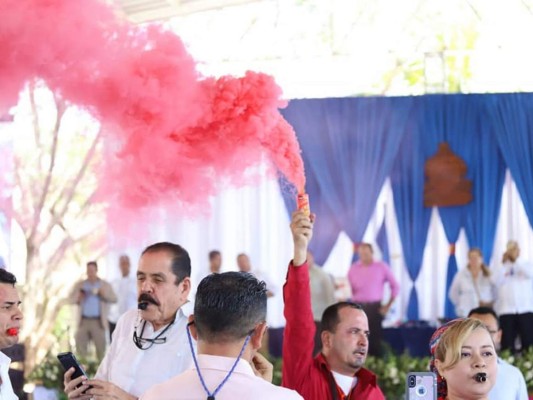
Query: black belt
[[82, 316, 100, 320]]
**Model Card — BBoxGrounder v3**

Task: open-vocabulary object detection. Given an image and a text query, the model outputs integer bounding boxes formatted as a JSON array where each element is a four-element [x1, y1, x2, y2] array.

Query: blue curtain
[[278, 146, 342, 266], [486, 94, 533, 229], [279, 93, 529, 319], [279, 170, 342, 266], [391, 99, 432, 320], [282, 97, 413, 250], [420, 95, 480, 318], [376, 218, 390, 265], [464, 100, 506, 264]]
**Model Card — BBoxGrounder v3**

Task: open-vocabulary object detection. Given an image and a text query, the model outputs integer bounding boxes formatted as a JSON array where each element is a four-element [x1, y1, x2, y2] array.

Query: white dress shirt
[[448, 268, 497, 317], [108, 275, 137, 324], [0, 352, 17, 400], [140, 354, 303, 400], [309, 264, 336, 321], [251, 270, 279, 327], [489, 357, 528, 400], [493, 261, 533, 315], [252, 270, 279, 297], [95, 306, 194, 397]]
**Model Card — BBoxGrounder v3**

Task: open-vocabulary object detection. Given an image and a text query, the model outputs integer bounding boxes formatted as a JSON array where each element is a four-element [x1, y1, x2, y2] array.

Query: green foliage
[[27, 348, 533, 397], [271, 356, 283, 386], [500, 348, 533, 392], [26, 306, 99, 396], [365, 352, 430, 400], [27, 352, 99, 391], [377, 6, 480, 95], [27, 355, 63, 390]]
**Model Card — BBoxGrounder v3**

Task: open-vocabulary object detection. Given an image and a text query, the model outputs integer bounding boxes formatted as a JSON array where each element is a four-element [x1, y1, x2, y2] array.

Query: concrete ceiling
[[116, 0, 260, 23]]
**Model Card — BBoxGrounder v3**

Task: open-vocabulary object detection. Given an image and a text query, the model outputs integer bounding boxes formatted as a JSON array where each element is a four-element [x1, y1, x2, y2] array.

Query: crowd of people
[[449, 241, 533, 354], [0, 210, 530, 399]]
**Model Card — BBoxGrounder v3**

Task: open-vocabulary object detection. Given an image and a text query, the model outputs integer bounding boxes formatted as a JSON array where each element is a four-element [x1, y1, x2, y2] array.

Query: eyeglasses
[[133, 318, 175, 350]]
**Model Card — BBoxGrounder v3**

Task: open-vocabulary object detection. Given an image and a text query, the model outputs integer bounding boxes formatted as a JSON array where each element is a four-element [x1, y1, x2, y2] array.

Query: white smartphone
[[406, 372, 437, 400]]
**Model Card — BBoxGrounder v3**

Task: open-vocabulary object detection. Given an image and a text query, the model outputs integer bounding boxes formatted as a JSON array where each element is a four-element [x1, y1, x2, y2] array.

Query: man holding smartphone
[[69, 261, 117, 361], [0, 268, 23, 400], [64, 242, 194, 400]]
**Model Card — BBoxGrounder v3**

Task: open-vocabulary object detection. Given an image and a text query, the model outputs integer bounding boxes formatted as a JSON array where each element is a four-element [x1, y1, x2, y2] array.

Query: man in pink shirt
[[348, 243, 399, 356]]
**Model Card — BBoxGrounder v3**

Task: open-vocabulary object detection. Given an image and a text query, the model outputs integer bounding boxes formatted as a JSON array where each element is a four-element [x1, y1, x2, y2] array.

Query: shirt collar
[[316, 353, 377, 385], [144, 306, 187, 335], [194, 354, 254, 376]]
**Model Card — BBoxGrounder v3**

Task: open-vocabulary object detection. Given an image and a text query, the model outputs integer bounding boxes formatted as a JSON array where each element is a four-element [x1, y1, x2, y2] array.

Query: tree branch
[[28, 95, 66, 245], [73, 188, 99, 220], [13, 159, 34, 235], [28, 82, 41, 148], [45, 228, 101, 276], [40, 130, 101, 244]]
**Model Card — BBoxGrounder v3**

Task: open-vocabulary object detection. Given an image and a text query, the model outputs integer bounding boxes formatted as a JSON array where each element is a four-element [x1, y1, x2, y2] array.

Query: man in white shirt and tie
[[64, 242, 194, 400], [0, 268, 23, 400]]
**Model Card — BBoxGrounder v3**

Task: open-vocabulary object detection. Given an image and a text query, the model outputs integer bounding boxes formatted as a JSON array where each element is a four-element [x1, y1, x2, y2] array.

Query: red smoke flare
[[0, 0, 305, 225]]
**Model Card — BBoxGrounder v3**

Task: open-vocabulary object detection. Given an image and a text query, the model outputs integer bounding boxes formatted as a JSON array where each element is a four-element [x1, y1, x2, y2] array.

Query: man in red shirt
[[282, 210, 385, 400]]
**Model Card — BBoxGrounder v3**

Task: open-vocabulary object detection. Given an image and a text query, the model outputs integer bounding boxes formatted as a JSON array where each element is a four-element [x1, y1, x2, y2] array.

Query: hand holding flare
[[297, 193, 310, 217]]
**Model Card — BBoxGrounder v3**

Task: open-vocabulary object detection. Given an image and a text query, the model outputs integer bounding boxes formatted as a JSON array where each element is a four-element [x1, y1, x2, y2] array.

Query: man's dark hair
[[0, 269, 16, 287], [468, 306, 500, 329], [208, 250, 221, 261], [194, 272, 267, 343], [321, 302, 364, 333], [86, 261, 98, 270], [142, 242, 191, 285], [359, 243, 374, 253]]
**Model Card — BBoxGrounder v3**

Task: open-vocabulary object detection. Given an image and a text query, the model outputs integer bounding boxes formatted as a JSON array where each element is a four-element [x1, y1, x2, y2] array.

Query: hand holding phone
[[406, 372, 436, 400], [57, 352, 90, 392]]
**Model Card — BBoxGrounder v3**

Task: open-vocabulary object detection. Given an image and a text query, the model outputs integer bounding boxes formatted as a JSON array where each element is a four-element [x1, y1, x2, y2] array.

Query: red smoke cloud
[[0, 0, 305, 220]]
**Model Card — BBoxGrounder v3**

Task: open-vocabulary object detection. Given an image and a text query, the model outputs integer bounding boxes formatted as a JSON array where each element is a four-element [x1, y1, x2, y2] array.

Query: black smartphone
[[406, 372, 436, 400], [57, 352, 90, 391]]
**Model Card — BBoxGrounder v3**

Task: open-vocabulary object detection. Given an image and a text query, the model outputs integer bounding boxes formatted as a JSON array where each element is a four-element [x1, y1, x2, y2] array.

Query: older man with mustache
[[64, 242, 193, 400]]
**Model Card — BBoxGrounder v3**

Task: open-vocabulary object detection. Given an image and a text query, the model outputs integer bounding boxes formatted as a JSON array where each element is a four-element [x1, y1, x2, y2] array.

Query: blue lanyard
[[186, 322, 251, 400]]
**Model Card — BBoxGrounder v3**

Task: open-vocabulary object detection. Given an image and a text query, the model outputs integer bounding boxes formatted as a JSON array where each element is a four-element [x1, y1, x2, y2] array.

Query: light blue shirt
[[81, 281, 101, 317], [489, 357, 528, 400]]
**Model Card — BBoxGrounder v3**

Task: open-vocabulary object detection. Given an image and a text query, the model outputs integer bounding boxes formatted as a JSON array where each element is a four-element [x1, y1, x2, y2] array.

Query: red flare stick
[[297, 193, 310, 217]]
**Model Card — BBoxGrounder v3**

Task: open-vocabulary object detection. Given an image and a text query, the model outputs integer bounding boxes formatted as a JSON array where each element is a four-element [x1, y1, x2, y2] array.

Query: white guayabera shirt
[[95, 305, 194, 398], [0, 352, 17, 399]]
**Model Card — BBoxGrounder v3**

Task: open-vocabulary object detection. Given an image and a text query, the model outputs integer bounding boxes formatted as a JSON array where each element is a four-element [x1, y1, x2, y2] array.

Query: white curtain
[[106, 170, 294, 328], [106, 169, 533, 326]]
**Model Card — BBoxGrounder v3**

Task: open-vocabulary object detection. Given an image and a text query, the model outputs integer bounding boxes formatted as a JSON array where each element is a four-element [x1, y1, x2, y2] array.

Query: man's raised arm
[[282, 210, 315, 390]]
